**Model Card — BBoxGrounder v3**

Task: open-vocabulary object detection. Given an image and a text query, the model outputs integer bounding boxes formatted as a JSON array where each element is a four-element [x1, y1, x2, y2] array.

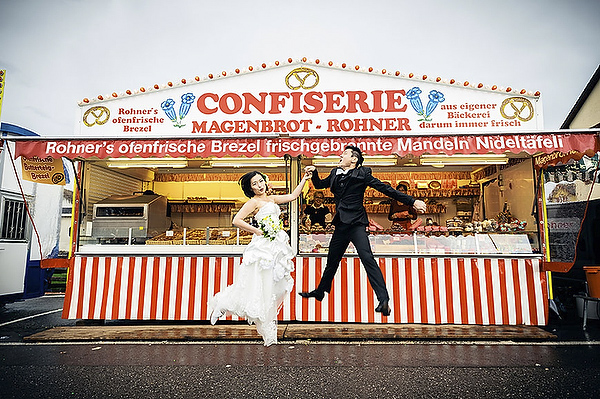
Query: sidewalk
[[25, 321, 559, 343], [5, 294, 600, 343]]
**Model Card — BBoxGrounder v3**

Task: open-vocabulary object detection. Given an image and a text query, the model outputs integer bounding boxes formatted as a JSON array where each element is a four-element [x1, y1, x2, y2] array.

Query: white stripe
[[397, 258, 408, 323], [192, 257, 203, 320], [67, 259, 81, 319], [359, 258, 369, 323], [142, 258, 154, 319], [116, 258, 127, 319], [451, 258, 461, 323], [410, 259, 421, 323], [384, 258, 394, 323], [505, 261, 517, 325], [168, 258, 179, 320], [154, 257, 166, 320], [476, 259, 490, 325], [463, 259, 476, 324], [129, 257, 142, 319], [180, 257, 191, 320], [104, 257, 118, 319], [517, 259, 530, 324], [81, 258, 93, 319], [490, 259, 502, 325], [438, 259, 448, 324], [423, 258, 435, 324]]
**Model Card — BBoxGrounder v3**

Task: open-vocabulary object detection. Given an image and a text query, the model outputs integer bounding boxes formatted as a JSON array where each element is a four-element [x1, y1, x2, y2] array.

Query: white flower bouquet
[[259, 215, 283, 241]]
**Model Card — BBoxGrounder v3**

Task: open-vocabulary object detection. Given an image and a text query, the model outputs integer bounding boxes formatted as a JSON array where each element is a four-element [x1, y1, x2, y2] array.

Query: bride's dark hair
[[239, 171, 268, 198]]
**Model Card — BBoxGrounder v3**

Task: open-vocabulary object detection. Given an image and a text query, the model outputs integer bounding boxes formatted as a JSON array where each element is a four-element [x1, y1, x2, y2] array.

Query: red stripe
[[340, 258, 348, 322], [200, 257, 210, 319], [483, 259, 496, 324], [75, 258, 87, 319], [61, 260, 75, 319], [289, 258, 297, 321], [301, 257, 310, 321], [511, 259, 523, 324], [137, 257, 148, 319], [111, 257, 124, 319], [227, 257, 235, 285], [99, 257, 112, 319], [354, 258, 362, 322], [405, 258, 414, 323], [391, 258, 401, 322], [418, 258, 428, 324], [226, 258, 235, 321], [174, 257, 185, 320], [379, 258, 388, 322], [457, 258, 469, 324], [444, 258, 454, 324], [88, 257, 100, 319], [498, 259, 510, 324], [471, 259, 483, 324], [162, 257, 173, 320], [524, 259, 538, 325], [213, 257, 222, 294], [125, 257, 136, 319], [315, 258, 322, 321], [431, 258, 441, 324], [366, 271, 375, 323], [149, 257, 160, 319], [188, 257, 198, 319]]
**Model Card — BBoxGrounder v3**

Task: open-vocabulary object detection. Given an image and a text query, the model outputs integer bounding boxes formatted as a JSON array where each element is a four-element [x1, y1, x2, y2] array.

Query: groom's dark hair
[[345, 145, 364, 166]]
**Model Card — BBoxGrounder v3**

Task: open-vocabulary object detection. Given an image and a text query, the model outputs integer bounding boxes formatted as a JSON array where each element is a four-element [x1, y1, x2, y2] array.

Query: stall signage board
[[12, 133, 598, 160], [75, 62, 543, 138], [13, 132, 598, 160], [20, 156, 66, 185]]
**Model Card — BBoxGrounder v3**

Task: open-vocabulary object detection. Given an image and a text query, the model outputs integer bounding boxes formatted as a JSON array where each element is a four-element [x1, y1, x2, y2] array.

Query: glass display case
[[299, 232, 534, 255]]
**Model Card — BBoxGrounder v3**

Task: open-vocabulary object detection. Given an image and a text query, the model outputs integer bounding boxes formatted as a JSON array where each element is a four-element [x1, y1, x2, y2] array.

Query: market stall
[[9, 59, 600, 325]]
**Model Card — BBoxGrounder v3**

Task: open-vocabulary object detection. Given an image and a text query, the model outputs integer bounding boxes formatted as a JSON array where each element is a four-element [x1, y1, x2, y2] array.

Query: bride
[[209, 168, 312, 346]]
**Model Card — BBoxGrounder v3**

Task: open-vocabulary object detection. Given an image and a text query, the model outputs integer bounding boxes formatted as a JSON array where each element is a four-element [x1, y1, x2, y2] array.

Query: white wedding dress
[[209, 202, 294, 346]]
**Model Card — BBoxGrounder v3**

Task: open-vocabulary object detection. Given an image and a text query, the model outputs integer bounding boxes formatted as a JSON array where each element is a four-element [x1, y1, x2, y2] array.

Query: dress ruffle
[[209, 202, 294, 346]]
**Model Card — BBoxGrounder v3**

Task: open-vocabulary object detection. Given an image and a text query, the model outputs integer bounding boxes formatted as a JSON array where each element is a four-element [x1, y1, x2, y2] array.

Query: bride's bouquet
[[259, 215, 283, 241]]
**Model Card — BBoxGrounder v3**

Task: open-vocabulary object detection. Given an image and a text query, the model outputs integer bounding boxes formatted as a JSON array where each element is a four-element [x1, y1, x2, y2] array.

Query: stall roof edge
[[77, 57, 543, 106]]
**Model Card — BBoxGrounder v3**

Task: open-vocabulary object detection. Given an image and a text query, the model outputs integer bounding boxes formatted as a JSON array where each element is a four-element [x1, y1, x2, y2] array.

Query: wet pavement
[[2, 295, 600, 398], [2, 294, 600, 344]]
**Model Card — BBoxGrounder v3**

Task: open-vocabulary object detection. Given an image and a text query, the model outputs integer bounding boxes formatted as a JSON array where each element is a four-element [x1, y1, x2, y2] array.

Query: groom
[[300, 145, 426, 316]]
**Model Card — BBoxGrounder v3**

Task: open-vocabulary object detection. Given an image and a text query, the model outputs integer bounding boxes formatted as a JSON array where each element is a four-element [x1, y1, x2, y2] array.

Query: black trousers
[[317, 223, 389, 302]]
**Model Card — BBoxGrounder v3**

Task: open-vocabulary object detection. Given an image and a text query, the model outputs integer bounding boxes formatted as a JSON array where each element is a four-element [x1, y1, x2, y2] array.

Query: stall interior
[[77, 154, 539, 255]]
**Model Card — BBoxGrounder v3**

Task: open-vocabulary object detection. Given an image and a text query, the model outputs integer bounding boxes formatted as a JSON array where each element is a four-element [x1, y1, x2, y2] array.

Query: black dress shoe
[[299, 290, 325, 301], [375, 300, 391, 316]]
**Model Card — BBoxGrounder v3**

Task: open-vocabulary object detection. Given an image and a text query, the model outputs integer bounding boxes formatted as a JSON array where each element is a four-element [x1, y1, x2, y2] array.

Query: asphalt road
[[2, 295, 600, 398]]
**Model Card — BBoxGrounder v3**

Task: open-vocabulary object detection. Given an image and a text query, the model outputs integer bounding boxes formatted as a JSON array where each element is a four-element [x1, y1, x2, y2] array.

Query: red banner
[[12, 133, 599, 160]]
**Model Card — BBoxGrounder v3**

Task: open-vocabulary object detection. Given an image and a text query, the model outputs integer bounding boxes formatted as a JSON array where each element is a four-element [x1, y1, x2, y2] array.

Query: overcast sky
[[1, 0, 599, 137]]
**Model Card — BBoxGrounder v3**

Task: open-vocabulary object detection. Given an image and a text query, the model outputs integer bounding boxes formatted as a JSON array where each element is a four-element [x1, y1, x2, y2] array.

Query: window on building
[[1, 198, 27, 240]]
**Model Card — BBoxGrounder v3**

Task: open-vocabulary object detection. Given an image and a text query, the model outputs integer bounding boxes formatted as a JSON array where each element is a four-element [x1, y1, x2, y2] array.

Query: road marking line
[[0, 309, 62, 327]]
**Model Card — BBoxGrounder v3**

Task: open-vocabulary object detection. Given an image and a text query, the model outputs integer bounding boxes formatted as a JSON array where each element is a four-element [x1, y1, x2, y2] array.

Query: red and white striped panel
[[295, 257, 548, 325], [62, 255, 547, 325]]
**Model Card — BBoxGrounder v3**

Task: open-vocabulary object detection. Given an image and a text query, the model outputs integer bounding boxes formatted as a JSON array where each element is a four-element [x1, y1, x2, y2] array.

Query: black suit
[[311, 166, 416, 302]]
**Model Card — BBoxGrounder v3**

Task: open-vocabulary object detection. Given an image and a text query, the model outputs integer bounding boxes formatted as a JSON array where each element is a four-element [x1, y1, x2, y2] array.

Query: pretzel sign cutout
[[83, 106, 111, 127], [285, 67, 319, 90], [499, 97, 534, 122]]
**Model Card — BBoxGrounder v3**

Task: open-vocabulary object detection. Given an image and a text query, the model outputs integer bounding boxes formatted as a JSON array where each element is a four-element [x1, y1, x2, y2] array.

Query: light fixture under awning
[[106, 157, 188, 169], [312, 155, 397, 167], [420, 154, 508, 166], [209, 157, 287, 168]]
